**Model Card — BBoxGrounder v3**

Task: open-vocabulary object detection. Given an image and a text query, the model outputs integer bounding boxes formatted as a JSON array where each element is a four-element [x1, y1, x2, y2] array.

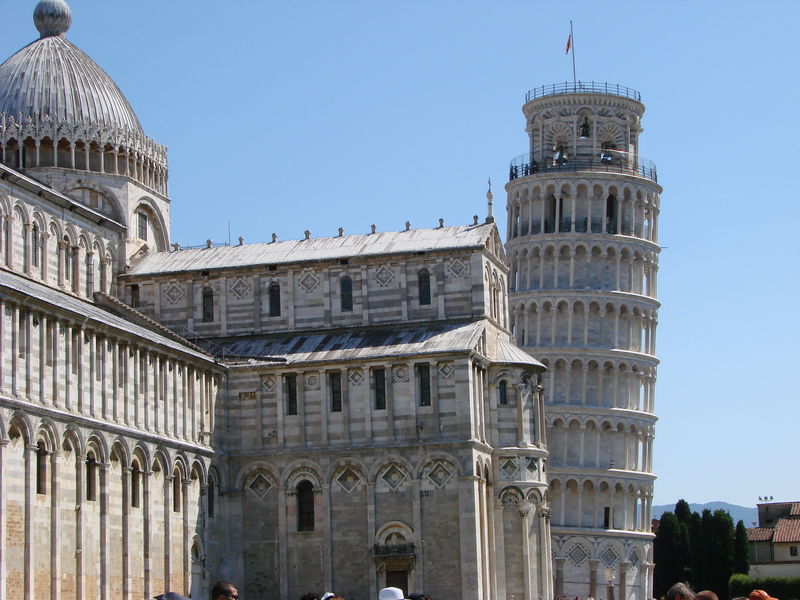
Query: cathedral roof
[[128, 223, 498, 276], [218, 319, 544, 369], [0, 0, 144, 136]]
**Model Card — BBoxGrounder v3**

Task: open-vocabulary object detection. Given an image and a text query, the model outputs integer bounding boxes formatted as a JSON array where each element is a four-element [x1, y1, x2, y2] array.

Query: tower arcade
[[504, 82, 662, 600]]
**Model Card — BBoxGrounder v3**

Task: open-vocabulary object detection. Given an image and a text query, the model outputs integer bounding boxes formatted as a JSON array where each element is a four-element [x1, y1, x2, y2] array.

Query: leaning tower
[[504, 83, 660, 600]]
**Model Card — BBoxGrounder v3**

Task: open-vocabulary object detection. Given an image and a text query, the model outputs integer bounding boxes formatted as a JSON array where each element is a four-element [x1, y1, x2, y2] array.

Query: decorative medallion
[[373, 265, 394, 288], [438, 362, 454, 379], [447, 258, 468, 278], [304, 372, 320, 391], [336, 468, 361, 493], [299, 270, 320, 293], [381, 465, 406, 490], [392, 365, 409, 383], [501, 459, 518, 479], [568, 545, 589, 566], [247, 473, 273, 499], [348, 368, 364, 386], [164, 283, 184, 305], [230, 277, 251, 299], [600, 546, 619, 568], [426, 462, 452, 489], [262, 375, 276, 393]]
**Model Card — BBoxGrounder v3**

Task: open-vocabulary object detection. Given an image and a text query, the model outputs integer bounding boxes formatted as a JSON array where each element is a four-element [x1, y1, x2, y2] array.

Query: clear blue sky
[[5, 1, 798, 508]]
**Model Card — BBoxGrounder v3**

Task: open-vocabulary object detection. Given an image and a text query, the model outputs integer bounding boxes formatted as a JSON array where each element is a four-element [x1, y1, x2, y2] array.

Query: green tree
[[675, 499, 692, 524], [654, 512, 683, 597], [734, 520, 750, 575], [707, 510, 734, 600]]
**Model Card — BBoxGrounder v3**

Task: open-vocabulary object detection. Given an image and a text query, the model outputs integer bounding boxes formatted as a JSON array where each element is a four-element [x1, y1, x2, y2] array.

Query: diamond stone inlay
[[628, 550, 640, 568], [248, 474, 273, 498], [600, 547, 619, 568], [447, 258, 467, 278], [262, 375, 276, 393], [438, 362, 454, 379], [336, 468, 361, 493], [568, 545, 589, 566], [374, 265, 394, 287], [299, 270, 320, 293], [348, 369, 364, 386], [427, 463, 452, 488], [165, 283, 183, 305], [230, 277, 251, 299], [382, 465, 406, 490], [501, 459, 518, 479]]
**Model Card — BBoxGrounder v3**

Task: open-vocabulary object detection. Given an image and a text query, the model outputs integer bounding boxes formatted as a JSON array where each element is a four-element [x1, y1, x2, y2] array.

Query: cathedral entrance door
[[386, 570, 408, 596]]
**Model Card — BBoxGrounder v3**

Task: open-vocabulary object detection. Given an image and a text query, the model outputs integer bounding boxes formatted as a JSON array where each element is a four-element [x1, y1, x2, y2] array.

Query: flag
[[565, 33, 572, 55]]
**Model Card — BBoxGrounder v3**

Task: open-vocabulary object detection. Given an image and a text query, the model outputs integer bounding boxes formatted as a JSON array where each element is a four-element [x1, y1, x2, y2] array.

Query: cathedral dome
[[0, 0, 167, 196], [0, 1, 143, 136]]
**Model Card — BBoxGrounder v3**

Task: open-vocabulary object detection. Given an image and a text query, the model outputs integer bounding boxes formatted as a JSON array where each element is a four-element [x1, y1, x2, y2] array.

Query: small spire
[[370, 224, 377, 234], [238, 236, 244, 246], [485, 178, 495, 223], [304, 230, 311, 240], [405, 221, 411, 232], [438, 218, 444, 229], [271, 233, 278, 243], [338, 227, 344, 237], [34, 0, 72, 37], [473, 215, 479, 226]]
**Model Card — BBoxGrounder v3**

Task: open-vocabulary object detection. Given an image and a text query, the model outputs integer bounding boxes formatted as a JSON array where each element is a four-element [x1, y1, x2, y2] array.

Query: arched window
[[418, 269, 431, 305], [63, 236, 72, 281], [208, 477, 216, 518], [499, 380, 508, 406], [36, 440, 48, 494], [606, 195, 617, 233], [340, 276, 353, 312], [31, 223, 39, 268], [297, 480, 315, 531], [173, 468, 182, 512], [202, 288, 214, 322], [131, 460, 142, 508], [86, 451, 97, 501], [269, 282, 281, 317]]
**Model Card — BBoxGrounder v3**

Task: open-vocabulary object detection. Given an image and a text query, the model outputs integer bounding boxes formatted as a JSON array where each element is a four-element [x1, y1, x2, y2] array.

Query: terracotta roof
[[747, 527, 774, 542], [773, 518, 800, 543], [790, 503, 800, 517], [126, 224, 496, 276]]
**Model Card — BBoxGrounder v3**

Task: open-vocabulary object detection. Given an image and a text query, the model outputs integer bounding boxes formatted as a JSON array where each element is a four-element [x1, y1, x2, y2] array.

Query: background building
[[0, 2, 552, 599], [505, 82, 661, 600], [748, 501, 800, 579]]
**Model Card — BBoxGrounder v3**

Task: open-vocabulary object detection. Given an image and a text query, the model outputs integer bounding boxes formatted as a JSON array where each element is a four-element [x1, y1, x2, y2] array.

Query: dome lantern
[[34, 0, 72, 38]]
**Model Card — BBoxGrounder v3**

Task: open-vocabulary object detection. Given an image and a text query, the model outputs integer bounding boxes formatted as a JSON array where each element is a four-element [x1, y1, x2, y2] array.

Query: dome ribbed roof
[[0, 1, 143, 136]]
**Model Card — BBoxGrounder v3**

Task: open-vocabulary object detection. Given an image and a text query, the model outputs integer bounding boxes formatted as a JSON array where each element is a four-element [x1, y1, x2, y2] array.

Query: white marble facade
[[0, 2, 554, 600], [505, 83, 661, 600]]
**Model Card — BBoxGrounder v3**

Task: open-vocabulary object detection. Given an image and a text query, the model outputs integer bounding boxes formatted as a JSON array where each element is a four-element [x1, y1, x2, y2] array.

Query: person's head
[[696, 591, 718, 600], [750, 591, 779, 600], [666, 583, 695, 600], [211, 581, 238, 600], [379, 587, 406, 600]]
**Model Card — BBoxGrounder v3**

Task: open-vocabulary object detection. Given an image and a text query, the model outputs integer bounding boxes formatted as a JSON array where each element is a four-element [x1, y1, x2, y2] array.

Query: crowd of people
[[153, 580, 781, 600]]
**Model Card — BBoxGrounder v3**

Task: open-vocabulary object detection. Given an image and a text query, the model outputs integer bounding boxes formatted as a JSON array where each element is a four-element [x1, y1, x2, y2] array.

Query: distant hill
[[653, 501, 758, 527]]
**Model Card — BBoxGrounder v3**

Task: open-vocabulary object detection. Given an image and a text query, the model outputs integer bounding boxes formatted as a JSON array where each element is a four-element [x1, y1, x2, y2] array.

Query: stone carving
[[392, 365, 409, 383], [568, 544, 589, 566], [299, 270, 320, 293], [425, 461, 453, 489], [348, 368, 364, 386], [447, 258, 468, 278], [304, 372, 320, 391], [438, 361, 454, 379], [247, 473, 273, 499], [229, 277, 251, 299], [336, 468, 362, 493], [373, 265, 394, 287], [501, 459, 518, 479], [600, 546, 619, 568], [381, 465, 406, 491], [262, 375, 276, 393], [164, 283, 184, 304]]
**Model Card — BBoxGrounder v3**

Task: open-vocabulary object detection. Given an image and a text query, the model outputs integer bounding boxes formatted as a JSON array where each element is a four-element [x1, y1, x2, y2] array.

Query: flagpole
[[570, 20, 577, 87]]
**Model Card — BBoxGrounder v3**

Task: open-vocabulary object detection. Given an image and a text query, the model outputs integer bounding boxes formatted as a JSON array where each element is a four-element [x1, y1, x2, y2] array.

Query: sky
[[3, 0, 798, 508]]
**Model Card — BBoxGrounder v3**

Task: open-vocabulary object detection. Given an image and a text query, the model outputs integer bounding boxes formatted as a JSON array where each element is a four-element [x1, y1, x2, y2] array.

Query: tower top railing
[[525, 82, 641, 103], [509, 149, 657, 183]]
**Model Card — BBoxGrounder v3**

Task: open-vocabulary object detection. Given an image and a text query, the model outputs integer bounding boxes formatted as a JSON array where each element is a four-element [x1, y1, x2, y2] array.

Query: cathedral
[[0, 2, 660, 600]]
